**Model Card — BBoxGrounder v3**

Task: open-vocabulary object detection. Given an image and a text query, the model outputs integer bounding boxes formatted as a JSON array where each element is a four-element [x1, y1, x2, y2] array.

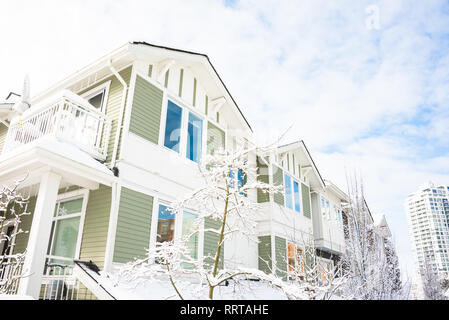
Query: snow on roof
[[0, 135, 113, 177], [36, 137, 113, 176]]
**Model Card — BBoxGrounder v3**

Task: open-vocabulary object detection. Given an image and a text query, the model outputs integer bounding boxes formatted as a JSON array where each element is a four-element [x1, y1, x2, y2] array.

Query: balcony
[[2, 90, 111, 161], [314, 238, 345, 255]]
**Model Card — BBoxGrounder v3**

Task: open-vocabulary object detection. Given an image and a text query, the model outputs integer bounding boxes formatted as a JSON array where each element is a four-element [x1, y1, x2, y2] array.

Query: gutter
[[108, 59, 128, 169]]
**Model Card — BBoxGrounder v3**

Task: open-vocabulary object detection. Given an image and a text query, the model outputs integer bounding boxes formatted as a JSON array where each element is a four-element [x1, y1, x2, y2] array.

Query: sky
[[1, 0, 449, 279]]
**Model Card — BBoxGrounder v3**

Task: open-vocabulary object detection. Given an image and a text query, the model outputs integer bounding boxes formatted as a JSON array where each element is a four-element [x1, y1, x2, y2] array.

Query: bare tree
[[120, 143, 284, 300], [420, 253, 447, 300], [0, 178, 30, 294], [341, 173, 408, 299]]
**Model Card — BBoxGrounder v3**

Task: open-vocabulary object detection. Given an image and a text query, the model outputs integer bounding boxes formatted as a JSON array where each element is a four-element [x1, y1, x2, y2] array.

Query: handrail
[[3, 91, 111, 160]]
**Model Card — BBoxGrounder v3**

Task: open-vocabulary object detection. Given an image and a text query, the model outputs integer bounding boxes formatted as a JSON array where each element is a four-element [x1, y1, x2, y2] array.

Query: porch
[[0, 114, 115, 299]]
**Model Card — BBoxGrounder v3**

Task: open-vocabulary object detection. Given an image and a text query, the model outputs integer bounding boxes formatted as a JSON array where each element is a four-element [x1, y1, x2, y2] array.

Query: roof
[[277, 140, 326, 190], [372, 213, 392, 238], [324, 179, 349, 202], [31, 41, 253, 133], [131, 41, 252, 132]]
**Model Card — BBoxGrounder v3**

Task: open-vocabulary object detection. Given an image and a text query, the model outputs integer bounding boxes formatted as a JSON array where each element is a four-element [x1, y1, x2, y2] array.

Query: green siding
[[258, 235, 272, 274], [203, 217, 224, 270], [164, 70, 169, 88], [113, 187, 153, 263], [0, 123, 7, 153], [79, 66, 132, 163], [192, 78, 197, 106], [256, 156, 269, 203], [275, 236, 287, 280], [129, 75, 163, 144], [148, 64, 153, 78], [207, 122, 225, 155], [272, 165, 284, 205], [302, 183, 311, 218], [79, 185, 112, 269], [12, 196, 36, 254], [178, 68, 184, 97], [305, 246, 314, 271], [12, 186, 82, 255]]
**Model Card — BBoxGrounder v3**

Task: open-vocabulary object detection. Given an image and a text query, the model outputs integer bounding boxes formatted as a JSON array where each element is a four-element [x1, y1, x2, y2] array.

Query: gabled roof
[[131, 41, 252, 132], [31, 41, 252, 133], [372, 213, 392, 238], [277, 140, 325, 190], [324, 179, 349, 202]]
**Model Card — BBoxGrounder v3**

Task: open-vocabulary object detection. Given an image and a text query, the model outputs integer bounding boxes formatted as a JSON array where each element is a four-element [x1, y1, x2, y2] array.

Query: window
[[163, 99, 205, 163], [87, 90, 105, 110], [284, 173, 302, 213], [284, 174, 293, 210], [1, 222, 15, 256], [182, 211, 199, 260], [164, 101, 183, 152], [81, 82, 110, 113], [288, 243, 296, 275], [293, 181, 301, 213], [47, 196, 85, 265], [186, 112, 203, 163], [156, 204, 176, 243]]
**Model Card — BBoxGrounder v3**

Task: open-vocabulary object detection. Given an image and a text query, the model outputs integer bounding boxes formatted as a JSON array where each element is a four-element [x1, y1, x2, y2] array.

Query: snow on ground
[[81, 265, 287, 300]]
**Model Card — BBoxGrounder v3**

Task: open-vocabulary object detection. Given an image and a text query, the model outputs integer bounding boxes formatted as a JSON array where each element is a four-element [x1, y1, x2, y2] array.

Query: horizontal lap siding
[[12, 186, 82, 255], [257, 156, 269, 203], [113, 187, 153, 263], [273, 165, 284, 205], [275, 236, 287, 280], [79, 185, 112, 269], [78, 66, 132, 163], [0, 124, 7, 153], [203, 218, 224, 270], [207, 122, 225, 155], [12, 196, 36, 254], [258, 235, 272, 274], [129, 75, 163, 144], [302, 183, 311, 218]]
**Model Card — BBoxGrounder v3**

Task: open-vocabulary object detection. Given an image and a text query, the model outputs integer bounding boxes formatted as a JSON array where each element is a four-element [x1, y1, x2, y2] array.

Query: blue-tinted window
[[293, 181, 301, 213], [164, 101, 183, 152], [237, 169, 243, 189], [157, 204, 176, 243], [229, 169, 235, 188], [284, 174, 293, 209], [186, 112, 203, 163]]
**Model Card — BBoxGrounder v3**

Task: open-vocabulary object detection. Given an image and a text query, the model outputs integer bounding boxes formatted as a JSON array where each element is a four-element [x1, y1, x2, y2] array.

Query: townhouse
[[0, 42, 347, 299]]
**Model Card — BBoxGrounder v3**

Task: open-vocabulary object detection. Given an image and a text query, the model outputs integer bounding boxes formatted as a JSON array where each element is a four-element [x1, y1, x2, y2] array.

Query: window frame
[[80, 80, 111, 114], [45, 189, 89, 264], [159, 94, 208, 164], [150, 198, 204, 264], [283, 172, 302, 214]]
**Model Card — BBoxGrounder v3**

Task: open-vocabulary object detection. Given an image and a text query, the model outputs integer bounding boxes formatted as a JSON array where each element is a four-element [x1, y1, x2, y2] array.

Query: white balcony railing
[[41, 263, 79, 300], [2, 90, 112, 161]]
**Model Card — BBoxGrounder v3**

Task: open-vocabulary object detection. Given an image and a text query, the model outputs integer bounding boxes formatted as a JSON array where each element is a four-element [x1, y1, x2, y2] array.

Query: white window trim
[[46, 189, 89, 263], [80, 80, 111, 114], [159, 93, 209, 165], [283, 172, 303, 214], [150, 198, 204, 264]]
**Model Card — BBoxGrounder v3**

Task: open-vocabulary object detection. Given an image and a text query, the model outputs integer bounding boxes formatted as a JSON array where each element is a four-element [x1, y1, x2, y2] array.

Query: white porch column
[[18, 171, 61, 299]]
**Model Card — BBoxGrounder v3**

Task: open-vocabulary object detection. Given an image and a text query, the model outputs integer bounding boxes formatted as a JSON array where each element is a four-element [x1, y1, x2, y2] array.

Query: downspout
[[104, 59, 127, 272], [108, 59, 128, 169]]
